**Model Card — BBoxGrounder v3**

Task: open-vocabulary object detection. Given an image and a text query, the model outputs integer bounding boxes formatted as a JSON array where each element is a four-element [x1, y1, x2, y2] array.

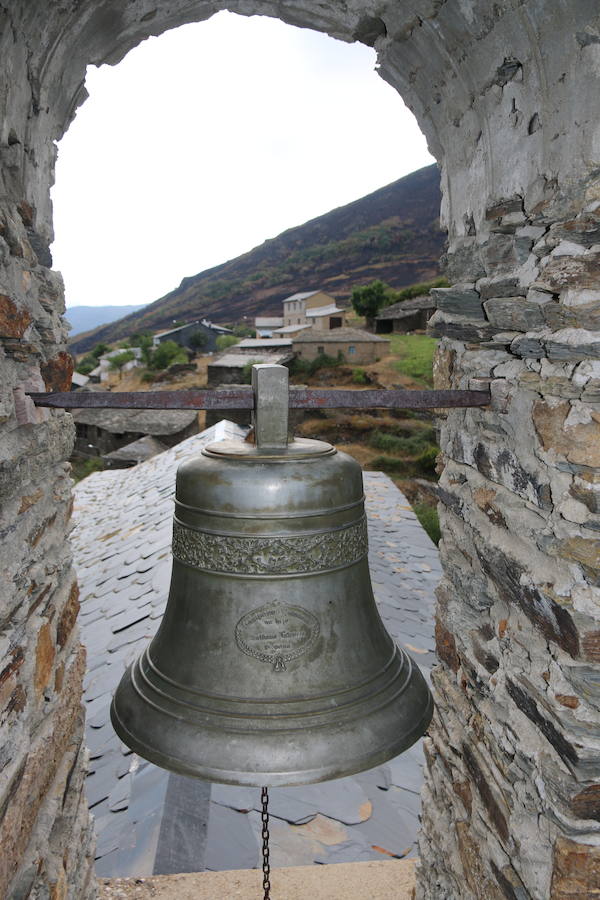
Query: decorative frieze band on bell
[[171, 517, 369, 575]]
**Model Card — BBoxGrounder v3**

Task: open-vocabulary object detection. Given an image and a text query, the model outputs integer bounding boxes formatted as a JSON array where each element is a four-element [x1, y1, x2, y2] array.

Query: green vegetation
[[71, 457, 104, 482], [412, 502, 441, 545], [241, 359, 263, 383], [369, 429, 437, 456], [188, 330, 208, 351], [290, 352, 345, 378], [388, 333, 438, 386], [395, 277, 449, 301], [216, 334, 239, 351], [75, 354, 98, 375], [350, 280, 392, 325], [148, 340, 188, 370], [76, 340, 111, 375], [108, 350, 136, 379], [232, 324, 255, 338], [351, 367, 368, 385]]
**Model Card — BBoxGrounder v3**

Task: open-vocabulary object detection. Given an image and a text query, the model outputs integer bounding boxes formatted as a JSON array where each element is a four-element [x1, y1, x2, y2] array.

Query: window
[[348, 345, 356, 354], [318, 346, 324, 354]]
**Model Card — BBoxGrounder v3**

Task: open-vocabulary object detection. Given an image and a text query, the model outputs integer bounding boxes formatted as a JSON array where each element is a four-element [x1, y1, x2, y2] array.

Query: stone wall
[[2, 2, 600, 898], [0, 15, 97, 894]]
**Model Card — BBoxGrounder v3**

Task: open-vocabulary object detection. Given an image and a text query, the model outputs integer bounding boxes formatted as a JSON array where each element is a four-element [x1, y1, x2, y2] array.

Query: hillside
[[71, 164, 444, 353], [66, 304, 146, 337]]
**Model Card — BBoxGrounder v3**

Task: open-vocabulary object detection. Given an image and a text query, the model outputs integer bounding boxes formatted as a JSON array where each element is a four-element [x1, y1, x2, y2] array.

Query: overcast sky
[[51, 12, 433, 309]]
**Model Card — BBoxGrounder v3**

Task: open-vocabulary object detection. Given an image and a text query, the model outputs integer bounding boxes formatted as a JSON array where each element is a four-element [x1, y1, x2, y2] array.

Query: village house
[[206, 350, 293, 387], [279, 289, 346, 330], [153, 319, 232, 353], [376, 295, 437, 334], [254, 316, 283, 337], [292, 326, 390, 364], [71, 407, 199, 458]]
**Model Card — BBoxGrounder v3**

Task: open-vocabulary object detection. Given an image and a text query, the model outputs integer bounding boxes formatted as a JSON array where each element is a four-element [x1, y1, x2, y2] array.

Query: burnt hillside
[[71, 164, 444, 353]]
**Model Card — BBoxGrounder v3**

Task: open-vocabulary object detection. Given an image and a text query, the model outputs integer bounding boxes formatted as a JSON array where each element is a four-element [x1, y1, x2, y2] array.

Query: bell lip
[[110, 690, 433, 788]]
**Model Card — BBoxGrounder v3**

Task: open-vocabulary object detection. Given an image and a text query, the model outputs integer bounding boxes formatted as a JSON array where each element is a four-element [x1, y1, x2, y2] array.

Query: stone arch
[[2, 3, 600, 898]]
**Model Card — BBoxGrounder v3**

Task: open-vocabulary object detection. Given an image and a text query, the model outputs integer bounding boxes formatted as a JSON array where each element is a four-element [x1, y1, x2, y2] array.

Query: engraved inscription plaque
[[235, 601, 320, 671]]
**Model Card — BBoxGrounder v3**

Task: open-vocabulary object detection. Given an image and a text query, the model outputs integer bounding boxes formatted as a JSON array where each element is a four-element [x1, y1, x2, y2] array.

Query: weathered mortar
[[2, 2, 600, 898]]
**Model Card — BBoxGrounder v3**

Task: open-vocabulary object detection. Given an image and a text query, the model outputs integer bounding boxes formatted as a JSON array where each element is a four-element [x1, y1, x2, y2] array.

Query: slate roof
[[103, 436, 168, 465], [72, 408, 198, 435], [255, 317, 284, 327], [305, 304, 344, 318], [235, 338, 293, 349], [376, 296, 435, 319], [282, 290, 321, 304], [208, 352, 292, 368], [72, 423, 440, 878], [292, 327, 389, 344]]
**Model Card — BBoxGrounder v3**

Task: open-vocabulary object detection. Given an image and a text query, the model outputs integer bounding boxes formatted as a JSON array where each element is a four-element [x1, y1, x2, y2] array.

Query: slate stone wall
[[2, 2, 600, 897]]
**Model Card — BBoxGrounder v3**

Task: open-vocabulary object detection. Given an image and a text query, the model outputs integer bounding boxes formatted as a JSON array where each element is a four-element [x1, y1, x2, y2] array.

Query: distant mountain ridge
[[70, 165, 444, 353], [67, 304, 146, 337]]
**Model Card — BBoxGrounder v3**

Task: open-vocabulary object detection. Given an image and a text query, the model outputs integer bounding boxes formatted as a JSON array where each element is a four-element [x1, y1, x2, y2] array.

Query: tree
[[216, 334, 239, 351], [108, 350, 135, 380], [91, 342, 109, 359], [188, 330, 209, 352], [350, 280, 391, 329]]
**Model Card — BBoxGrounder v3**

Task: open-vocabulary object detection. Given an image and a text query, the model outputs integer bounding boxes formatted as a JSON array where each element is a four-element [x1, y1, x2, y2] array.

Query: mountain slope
[[71, 164, 444, 353], [66, 304, 146, 337]]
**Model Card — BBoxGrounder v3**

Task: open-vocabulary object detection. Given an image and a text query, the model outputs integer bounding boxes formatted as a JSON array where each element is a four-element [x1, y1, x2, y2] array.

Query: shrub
[[369, 455, 409, 473], [369, 430, 434, 456], [416, 445, 439, 475], [352, 368, 368, 385], [76, 354, 98, 375], [149, 340, 188, 370], [395, 277, 449, 302], [140, 370, 156, 383], [412, 502, 441, 545], [241, 359, 262, 383], [216, 334, 239, 351], [91, 343, 109, 359]]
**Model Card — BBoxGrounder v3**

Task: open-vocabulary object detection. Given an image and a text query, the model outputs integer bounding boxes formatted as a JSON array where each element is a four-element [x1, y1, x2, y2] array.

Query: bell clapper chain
[[261, 787, 271, 899]]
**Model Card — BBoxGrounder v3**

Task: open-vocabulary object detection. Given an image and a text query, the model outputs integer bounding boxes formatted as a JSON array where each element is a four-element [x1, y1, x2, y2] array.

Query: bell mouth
[[203, 437, 335, 460]]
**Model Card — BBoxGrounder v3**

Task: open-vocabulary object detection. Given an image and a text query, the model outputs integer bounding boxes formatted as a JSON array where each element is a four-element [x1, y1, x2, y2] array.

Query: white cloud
[[51, 12, 433, 308]]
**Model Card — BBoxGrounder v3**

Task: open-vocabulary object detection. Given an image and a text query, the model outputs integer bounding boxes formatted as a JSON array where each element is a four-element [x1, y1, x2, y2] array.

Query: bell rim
[[110, 689, 433, 788]]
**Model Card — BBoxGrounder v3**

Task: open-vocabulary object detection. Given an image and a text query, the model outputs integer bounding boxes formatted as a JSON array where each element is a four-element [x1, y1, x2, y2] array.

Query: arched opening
[[3, 3, 600, 898], [50, 12, 433, 314]]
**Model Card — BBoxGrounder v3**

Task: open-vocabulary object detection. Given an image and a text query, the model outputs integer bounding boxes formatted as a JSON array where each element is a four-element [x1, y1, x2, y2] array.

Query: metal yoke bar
[[27, 388, 490, 411]]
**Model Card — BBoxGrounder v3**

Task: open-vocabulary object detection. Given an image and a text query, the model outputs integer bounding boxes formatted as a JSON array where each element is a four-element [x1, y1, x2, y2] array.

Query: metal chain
[[261, 786, 271, 899]]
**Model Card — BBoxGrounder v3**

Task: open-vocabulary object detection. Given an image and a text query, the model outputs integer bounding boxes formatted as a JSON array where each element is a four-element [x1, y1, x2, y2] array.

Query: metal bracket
[[25, 387, 490, 412]]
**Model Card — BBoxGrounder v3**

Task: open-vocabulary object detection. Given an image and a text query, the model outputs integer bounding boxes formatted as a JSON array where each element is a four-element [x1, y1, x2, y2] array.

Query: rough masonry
[[1, 2, 599, 898]]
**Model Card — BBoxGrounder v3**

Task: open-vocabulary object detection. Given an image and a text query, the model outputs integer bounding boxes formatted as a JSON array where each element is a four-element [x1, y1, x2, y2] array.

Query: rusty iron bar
[[27, 388, 490, 411]]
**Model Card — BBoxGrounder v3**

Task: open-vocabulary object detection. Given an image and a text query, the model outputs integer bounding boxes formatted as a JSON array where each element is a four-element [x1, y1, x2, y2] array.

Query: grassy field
[[388, 333, 438, 386], [291, 333, 441, 543]]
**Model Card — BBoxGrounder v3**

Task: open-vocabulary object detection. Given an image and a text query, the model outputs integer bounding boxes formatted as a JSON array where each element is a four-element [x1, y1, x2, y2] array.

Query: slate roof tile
[[71, 420, 441, 878]]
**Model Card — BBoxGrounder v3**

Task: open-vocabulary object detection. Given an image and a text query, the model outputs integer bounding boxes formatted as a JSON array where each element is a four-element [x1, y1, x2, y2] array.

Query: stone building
[[281, 290, 345, 329], [292, 327, 390, 364], [254, 316, 284, 337], [376, 296, 437, 334], [152, 319, 232, 353], [71, 408, 199, 458], [2, 3, 600, 899], [206, 350, 293, 387]]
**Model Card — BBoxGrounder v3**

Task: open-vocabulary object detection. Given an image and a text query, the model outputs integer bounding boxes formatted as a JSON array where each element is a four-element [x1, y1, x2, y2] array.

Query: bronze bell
[[111, 364, 433, 786]]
